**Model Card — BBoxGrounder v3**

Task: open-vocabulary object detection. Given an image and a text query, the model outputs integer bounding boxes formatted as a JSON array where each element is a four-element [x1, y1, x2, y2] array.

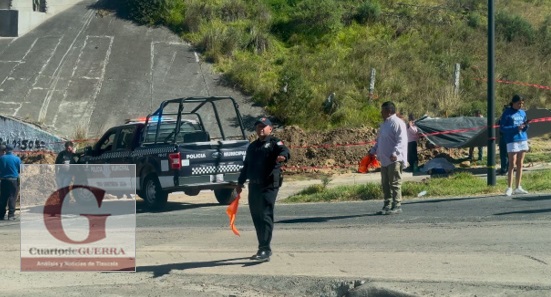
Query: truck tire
[[214, 188, 237, 205], [141, 175, 168, 211]]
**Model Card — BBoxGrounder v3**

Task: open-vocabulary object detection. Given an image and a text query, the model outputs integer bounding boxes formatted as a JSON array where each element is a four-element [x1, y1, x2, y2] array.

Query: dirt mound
[[272, 126, 376, 173], [271, 126, 459, 174], [20, 151, 57, 164]]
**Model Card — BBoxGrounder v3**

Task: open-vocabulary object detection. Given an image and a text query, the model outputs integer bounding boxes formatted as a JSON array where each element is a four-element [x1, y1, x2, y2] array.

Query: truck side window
[[98, 131, 116, 153], [117, 126, 136, 150]]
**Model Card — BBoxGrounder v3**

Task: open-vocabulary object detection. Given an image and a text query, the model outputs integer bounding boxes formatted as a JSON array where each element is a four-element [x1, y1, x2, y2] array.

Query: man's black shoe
[[7, 216, 16, 221], [376, 205, 391, 215], [250, 250, 271, 262], [387, 206, 402, 215]]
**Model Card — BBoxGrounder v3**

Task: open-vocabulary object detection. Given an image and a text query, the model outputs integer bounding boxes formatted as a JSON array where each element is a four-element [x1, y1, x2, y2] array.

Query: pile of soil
[[272, 126, 461, 174], [19, 165, 57, 206], [19, 151, 57, 164]]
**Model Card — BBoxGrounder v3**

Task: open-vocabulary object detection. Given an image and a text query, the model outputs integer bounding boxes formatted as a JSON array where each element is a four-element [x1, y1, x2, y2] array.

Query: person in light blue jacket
[[499, 94, 529, 196]]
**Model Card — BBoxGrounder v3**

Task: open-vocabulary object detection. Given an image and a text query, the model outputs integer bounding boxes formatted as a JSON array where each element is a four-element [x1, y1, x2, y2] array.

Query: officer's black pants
[[248, 183, 278, 252], [0, 179, 19, 218]]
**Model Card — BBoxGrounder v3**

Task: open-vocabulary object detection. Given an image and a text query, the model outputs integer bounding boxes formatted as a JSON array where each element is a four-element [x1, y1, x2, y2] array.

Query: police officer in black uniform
[[236, 117, 290, 262], [55, 141, 77, 194]]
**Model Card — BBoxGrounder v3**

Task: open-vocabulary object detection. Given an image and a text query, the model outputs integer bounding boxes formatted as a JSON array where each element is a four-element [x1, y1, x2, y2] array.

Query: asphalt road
[[0, 0, 264, 138], [1, 1, 551, 296], [1, 192, 550, 296]]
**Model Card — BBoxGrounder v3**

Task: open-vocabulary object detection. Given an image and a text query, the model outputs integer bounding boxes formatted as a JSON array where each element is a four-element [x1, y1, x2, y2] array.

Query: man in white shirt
[[369, 101, 408, 215]]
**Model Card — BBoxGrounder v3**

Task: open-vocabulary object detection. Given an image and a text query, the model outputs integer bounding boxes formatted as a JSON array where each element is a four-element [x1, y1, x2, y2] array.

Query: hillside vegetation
[[100, 0, 551, 130]]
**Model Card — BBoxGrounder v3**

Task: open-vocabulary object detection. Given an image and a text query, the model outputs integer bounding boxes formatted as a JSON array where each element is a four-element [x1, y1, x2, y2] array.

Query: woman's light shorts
[[507, 140, 529, 153]]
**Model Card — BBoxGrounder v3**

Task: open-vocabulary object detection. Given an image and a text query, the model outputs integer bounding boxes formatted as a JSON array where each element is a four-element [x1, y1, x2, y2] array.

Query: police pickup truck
[[78, 96, 249, 210]]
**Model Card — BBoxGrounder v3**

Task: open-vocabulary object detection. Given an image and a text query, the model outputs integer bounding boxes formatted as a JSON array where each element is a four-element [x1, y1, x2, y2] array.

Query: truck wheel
[[141, 175, 168, 211], [214, 188, 237, 205]]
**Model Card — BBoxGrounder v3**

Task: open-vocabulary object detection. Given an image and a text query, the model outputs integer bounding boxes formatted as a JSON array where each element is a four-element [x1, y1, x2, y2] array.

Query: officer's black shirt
[[238, 136, 290, 188], [55, 150, 76, 165]]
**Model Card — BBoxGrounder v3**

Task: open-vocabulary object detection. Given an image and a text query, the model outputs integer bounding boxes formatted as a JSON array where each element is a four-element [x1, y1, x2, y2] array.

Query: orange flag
[[358, 155, 370, 173], [369, 156, 381, 169], [358, 155, 382, 173], [226, 194, 241, 236]]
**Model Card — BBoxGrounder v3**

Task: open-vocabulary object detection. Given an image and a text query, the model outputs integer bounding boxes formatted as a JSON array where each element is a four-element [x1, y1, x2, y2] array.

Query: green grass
[[105, 0, 551, 130], [525, 152, 551, 163], [283, 169, 551, 203]]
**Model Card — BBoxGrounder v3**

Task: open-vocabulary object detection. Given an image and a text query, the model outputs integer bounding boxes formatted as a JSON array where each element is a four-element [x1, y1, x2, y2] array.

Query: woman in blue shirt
[[499, 95, 529, 196]]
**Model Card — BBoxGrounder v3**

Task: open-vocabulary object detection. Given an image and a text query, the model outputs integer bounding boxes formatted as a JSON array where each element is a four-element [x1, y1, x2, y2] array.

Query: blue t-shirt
[[0, 152, 22, 179], [499, 107, 528, 144]]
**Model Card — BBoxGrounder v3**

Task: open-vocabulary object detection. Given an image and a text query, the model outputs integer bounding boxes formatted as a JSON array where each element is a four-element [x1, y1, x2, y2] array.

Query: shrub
[[495, 11, 536, 45], [284, 0, 343, 40], [446, 0, 485, 13], [118, 0, 166, 25], [466, 11, 482, 28], [538, 15, 551, 56], [220, 0, 248, 22], [182, 0, 222, 32], [355, 0, 382, 24]]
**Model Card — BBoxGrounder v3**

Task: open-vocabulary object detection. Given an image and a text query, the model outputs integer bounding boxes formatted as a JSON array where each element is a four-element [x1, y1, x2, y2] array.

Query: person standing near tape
[[406, 113, 419, 172], [369, 101, 408, 215], [498, 105, 509, 175], [500, 94, 529, 196], [468, 110, 484, 162], [55, 141, 77, 191], [236, 117, 290, 262], [0, 144, 22, 221]]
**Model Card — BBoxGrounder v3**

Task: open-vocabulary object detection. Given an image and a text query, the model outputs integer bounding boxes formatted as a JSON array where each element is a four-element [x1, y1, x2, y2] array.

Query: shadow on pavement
[[512, 195, 551, 201], [493, 208, 551, 216], [403, 196, 484, 205], [276, 213, 377, 224], [136, 257, 263, 277], [21, 201, 219, 215], [136, 201, 219, 214]]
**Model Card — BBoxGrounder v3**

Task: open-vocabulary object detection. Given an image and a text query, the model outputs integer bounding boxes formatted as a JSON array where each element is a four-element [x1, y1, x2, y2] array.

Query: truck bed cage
[[145, 96, 247, 144]]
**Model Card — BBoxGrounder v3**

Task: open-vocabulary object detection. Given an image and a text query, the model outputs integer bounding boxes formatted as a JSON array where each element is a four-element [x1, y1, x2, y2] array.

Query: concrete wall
[[0, 0, 10, 10], [0, 115, 64, 152], [1, 0, 83, 37]]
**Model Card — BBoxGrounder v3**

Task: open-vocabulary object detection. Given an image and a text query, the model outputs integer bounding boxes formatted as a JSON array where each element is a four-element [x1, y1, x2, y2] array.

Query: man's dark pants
[[469, 146, 483, 161], [248, 183, 278, 253], [407, 141, 418, 169], [0, 179, 19, 218]]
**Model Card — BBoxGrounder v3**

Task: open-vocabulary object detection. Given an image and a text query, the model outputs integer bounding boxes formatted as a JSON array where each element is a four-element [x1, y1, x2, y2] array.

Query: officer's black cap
[[255, 117, 272, 127]]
